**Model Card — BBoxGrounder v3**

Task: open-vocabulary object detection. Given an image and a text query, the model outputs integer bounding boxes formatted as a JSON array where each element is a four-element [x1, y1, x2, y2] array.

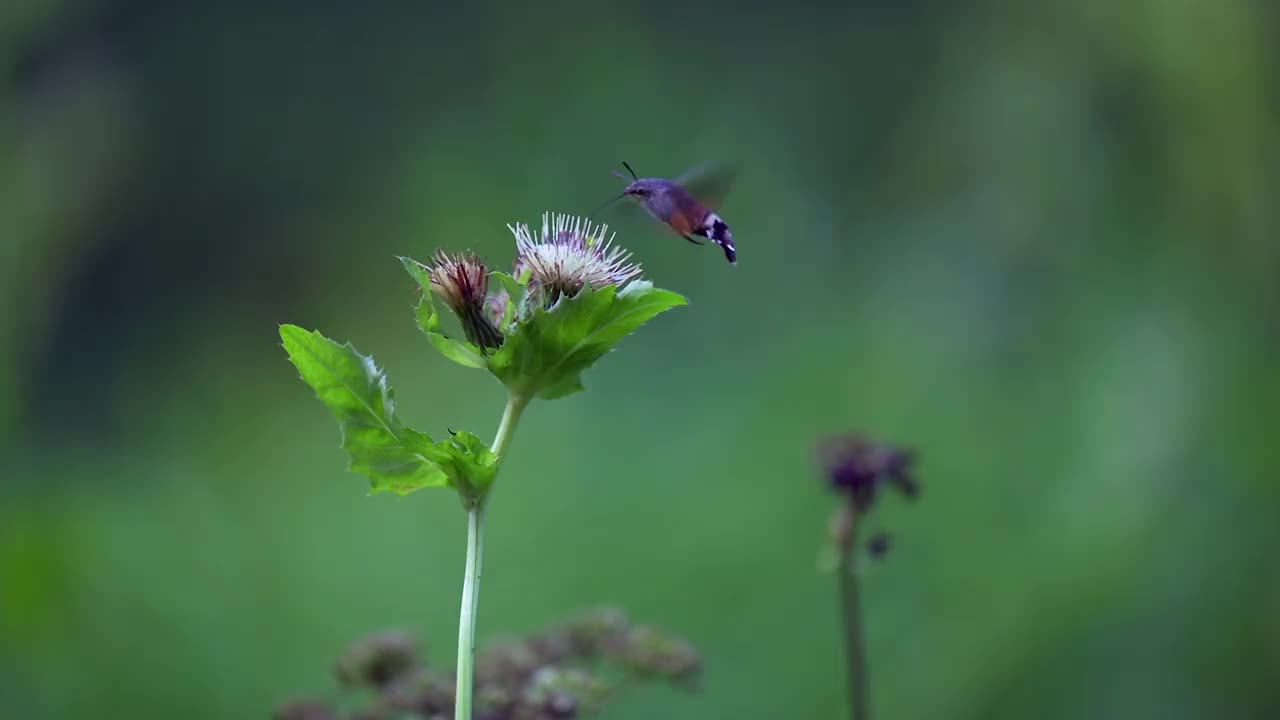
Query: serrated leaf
[[400, 256, 486, 370], [428, 333, 487, 369], [538, 375, 586, 400], [486, 283, 686, 398], [417, 296, 486, 369], [280, 324, 448, 495], [617, 279, 654, 300], [423, 431, 499, 499], [400, 255, 433, 293]]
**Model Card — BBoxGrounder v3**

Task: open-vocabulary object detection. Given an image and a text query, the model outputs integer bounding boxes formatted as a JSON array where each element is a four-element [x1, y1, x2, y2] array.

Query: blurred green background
[[4, 0, 1279, 717]]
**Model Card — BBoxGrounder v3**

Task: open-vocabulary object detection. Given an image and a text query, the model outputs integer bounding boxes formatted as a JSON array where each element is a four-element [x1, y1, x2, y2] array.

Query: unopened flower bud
[[426, 250, 504, 348]]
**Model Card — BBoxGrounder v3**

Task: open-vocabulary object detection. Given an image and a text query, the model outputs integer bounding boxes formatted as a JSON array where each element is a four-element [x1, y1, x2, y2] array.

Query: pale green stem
[[454, 393, 529, 720]]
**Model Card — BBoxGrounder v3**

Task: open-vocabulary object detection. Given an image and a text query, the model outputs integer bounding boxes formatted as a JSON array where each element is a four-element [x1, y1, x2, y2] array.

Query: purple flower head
[[818, 434, 919, 511]]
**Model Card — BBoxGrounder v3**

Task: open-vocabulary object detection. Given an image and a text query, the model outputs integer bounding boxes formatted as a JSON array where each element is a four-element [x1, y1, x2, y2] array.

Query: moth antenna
[[622, 161, 638, 180]]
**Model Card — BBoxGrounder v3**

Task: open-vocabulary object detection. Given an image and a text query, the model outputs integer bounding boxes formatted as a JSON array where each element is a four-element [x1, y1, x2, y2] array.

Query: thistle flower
[[509, 212, 643, 307], [426, 250, 504, 349]]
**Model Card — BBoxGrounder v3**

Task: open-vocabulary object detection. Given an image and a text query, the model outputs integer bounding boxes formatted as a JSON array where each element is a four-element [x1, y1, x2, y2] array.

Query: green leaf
[[429, 333, 487, 369], [418, 301, 487, 369], [491, 271, 527, 306], [487, 283, 687, 399], [490, 271, 526, 327], [400, 256, 486, 370], [280, 324, 448, 495], [538, 375, 585, 400], [423, 431, 499, 499]]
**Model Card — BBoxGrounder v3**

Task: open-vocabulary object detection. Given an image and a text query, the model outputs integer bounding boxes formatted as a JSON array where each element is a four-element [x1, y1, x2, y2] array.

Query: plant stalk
[[836, 502, 870, 720], [454, 393, 529, 720]]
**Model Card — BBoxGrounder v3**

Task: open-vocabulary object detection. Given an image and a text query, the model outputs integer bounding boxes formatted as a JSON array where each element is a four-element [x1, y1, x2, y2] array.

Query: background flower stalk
[[818, 434, 920, 720]]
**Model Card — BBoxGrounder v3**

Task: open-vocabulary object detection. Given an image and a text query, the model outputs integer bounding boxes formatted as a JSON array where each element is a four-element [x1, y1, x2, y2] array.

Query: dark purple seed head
[[867, 531, 893, 559], [818, 434, 919, 511]]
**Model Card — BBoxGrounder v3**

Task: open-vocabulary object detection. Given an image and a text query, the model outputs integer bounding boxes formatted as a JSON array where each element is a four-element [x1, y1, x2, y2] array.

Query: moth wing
[[675, 162, 738, 210]]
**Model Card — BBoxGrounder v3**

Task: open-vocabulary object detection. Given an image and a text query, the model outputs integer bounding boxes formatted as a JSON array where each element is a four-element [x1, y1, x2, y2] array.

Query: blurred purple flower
[[818, 434, 919, 511]]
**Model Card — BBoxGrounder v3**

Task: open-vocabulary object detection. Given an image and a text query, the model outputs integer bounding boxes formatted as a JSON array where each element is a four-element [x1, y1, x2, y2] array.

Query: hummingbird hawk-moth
[[596, 162, 738, 264]]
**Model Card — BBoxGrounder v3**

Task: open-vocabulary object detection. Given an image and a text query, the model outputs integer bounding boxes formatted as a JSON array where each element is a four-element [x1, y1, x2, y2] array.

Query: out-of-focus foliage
[[4, 1, 1278, 718], [275, 607, 699, 720]]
